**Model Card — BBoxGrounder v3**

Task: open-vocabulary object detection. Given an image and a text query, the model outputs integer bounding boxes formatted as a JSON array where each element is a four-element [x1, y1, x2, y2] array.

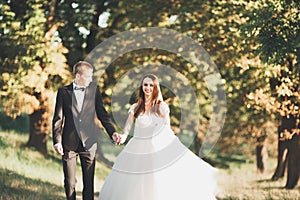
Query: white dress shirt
[[73, 82, 86, 112]]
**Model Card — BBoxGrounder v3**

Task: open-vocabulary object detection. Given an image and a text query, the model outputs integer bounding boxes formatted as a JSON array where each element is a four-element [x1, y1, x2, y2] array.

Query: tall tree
[[0, 0, 70, 155], [244, 0, 300, 188]]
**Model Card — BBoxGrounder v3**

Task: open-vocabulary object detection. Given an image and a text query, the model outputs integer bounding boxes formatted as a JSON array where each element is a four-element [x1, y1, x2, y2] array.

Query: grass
[[0, 129, 299, 200], [0, 168, 64, 200], [215, 156, 300, 200], [0, 129, 111, 200]]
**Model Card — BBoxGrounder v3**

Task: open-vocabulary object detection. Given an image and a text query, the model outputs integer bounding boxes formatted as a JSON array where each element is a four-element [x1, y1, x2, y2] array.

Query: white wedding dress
[[99, 103, 217, 200]]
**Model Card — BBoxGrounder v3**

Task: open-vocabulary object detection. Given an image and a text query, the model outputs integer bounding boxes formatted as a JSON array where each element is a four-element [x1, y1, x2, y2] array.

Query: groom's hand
[[112, 132, 121, 144], [54, 143, 64, 155]]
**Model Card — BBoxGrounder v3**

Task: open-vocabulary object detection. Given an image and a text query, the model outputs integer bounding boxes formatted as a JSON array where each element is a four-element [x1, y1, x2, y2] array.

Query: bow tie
[[74, 86, 85, 91]]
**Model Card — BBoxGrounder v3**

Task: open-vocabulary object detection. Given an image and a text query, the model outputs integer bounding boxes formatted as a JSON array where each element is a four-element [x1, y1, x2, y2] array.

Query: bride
[[99, 74, 218, 200]]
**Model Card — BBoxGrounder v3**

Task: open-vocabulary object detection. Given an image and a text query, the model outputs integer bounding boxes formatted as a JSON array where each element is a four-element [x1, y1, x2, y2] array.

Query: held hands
[[119, 134, 128, 145], [112, 132, 128, 145]]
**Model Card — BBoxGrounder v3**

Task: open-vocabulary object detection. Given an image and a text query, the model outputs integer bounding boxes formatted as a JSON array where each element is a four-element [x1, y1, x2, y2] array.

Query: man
[[52, 61, 120, 200]]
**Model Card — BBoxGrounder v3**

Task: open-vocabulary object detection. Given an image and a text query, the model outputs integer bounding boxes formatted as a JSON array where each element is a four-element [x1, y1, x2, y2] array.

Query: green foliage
[[243, 0, 300, 129], [246, 0, 300, 65], [1, 0, 298, 155], [51, 0, 285, 153], [0, 0, 71, 118]]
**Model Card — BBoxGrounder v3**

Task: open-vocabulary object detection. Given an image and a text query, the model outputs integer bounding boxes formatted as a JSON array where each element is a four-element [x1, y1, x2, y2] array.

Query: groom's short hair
[[73, 61, 94, 75]]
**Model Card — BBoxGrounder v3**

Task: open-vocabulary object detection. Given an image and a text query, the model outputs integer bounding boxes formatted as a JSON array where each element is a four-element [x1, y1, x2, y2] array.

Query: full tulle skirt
[[99, 128, 217, 200]]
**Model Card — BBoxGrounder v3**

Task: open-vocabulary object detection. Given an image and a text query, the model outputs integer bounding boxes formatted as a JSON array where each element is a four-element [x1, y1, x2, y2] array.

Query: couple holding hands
[[52, 61, 217, 200]]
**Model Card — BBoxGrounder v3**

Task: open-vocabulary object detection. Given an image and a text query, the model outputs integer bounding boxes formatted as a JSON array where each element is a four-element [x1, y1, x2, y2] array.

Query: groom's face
[[76, 67, 93, 87]]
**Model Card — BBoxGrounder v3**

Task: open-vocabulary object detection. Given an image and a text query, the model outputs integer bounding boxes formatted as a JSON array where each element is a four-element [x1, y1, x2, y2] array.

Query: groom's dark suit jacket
[[52, 82, 116, 155]]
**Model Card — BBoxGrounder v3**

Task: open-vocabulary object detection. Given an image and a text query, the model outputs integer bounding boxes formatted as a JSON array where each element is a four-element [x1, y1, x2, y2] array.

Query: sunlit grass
[[216, 158, 300, 200], [0, 130, 64, 184], [0, 168, 65, 200], [0, 129, 299, 200], [0, 129, 111, 199]]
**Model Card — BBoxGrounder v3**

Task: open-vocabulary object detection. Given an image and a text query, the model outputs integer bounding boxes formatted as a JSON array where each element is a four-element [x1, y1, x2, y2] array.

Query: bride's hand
[[118, 134, 128, 145]]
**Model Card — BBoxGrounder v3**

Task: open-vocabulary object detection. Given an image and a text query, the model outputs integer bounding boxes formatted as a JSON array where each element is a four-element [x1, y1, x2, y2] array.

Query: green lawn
[[0, 129, 299, 200], [0, 130, 111, 200], [216, 160, 300, 200]]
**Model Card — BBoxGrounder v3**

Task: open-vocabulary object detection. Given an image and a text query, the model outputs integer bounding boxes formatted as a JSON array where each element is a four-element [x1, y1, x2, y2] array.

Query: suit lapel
[[81, 82, 96, 113], [66, 83, 80, 116], [81, 86, 89, 113]]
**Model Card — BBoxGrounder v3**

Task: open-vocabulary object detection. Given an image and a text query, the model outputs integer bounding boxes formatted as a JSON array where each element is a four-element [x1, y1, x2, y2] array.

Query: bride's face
[[142, 77, 154, 97]]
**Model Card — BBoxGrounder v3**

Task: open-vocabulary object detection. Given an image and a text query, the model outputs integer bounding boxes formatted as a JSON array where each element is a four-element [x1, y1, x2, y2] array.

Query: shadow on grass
[[205, 154, 249, 169], [45, 153, 63, 165], [203, 157, 230, 169], [216, 198, 240, 200], [260, 186, 286, 190], [0, 168, 65, 200], [216, 154, 248, 164], [256, 178, 278, 183]]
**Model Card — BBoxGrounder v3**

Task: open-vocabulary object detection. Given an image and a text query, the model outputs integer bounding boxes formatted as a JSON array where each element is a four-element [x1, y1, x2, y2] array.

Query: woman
[[99, 74, 218, 200]]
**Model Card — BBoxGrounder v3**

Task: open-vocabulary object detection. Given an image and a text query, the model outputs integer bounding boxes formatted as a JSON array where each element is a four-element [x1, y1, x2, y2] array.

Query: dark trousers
[[62, 143, 96, 200]]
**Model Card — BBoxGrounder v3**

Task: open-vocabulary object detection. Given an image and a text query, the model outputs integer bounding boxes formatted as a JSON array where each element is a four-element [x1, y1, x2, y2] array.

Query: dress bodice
[[127, 102, 171, 139], [133, 113, 167, 139]]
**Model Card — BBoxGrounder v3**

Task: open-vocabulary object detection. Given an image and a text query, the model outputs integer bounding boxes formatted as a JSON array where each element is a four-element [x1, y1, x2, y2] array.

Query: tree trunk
[[271, 139, 288, 180], [285, 134, 300, 189], [26, 93, 50, 155], [26, 0, 59, 156], [272, 115, 300, 189], [27, 111, 48, 155], [272, 116, 296, 181], [256, 135, 268, 173], [284, 115, 300, 189], [86, 0, 106, 53]]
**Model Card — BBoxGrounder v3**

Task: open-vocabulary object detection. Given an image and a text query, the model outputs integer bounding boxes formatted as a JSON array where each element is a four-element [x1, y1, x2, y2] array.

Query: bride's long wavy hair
[[133, 74, 163, 118]]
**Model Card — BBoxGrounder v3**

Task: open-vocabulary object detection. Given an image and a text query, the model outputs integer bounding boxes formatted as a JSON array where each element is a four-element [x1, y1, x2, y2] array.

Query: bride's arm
[[120, 112, 134, 143], [161, 102, 171, 126], [119, 104, 136, 144]]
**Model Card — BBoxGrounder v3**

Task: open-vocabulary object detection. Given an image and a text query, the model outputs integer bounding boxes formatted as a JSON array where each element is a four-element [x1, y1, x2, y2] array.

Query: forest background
[[0, 0, 299, 199]]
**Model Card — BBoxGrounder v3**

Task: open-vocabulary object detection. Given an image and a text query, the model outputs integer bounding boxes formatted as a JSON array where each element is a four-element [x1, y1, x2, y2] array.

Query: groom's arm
[[52, 88, 64, 155], [95, 86, 117, 140], [52, 88, 64, 145]]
